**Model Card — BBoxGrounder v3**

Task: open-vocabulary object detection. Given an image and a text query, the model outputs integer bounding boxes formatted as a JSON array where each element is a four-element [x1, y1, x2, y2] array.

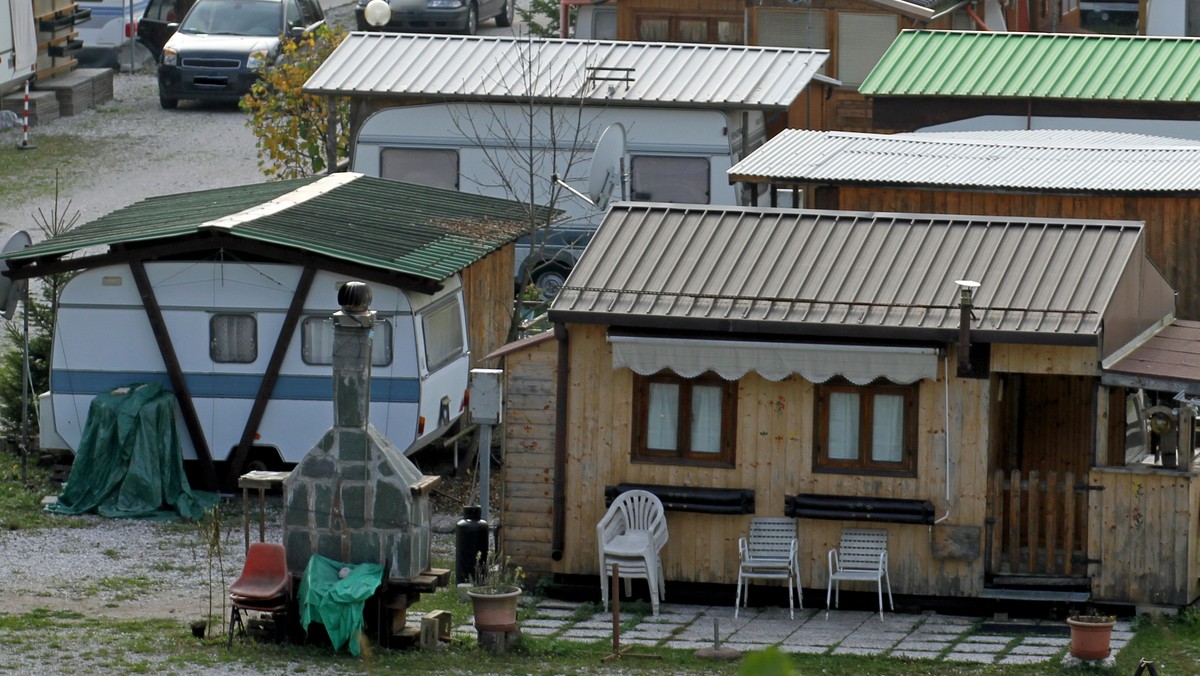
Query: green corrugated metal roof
[[11, 174, 551, 282], [860, 30, 1200, 102]]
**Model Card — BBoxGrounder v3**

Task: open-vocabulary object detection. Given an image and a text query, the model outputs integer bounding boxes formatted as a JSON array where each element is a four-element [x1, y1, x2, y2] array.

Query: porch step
[[980, 588, 1090, 602]]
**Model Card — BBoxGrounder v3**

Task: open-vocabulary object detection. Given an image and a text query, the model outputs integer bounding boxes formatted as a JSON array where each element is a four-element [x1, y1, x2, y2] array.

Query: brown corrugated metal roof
[[549, 203, 1166, 344], [304, 34, 829, 110], [1103, 320, 1200, 395]]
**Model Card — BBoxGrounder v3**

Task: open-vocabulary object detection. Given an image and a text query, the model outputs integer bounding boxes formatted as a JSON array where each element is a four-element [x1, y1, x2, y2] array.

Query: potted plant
[[1066, 612, 1116, 660], [467, 550, 524, 635]]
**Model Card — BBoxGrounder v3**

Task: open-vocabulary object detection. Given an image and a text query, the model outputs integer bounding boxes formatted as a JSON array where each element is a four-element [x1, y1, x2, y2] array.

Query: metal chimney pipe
[[955, 280, 980, 377]]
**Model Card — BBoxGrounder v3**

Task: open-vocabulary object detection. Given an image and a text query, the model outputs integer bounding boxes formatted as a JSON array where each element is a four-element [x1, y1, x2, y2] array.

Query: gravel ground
[[0, 72, 263, 249], [0, 491, 463, 620]]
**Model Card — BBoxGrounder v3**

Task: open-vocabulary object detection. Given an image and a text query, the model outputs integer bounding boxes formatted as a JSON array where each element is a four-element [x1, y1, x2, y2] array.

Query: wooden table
[[238, 470, 291, 553]]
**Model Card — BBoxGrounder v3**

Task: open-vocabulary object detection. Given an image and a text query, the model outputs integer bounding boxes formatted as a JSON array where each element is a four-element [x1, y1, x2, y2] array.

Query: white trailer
[[1, 0, 36, 96], [40, 261, 470, 472], [9, 172, 536, 490], [352, 103, 764, 293]]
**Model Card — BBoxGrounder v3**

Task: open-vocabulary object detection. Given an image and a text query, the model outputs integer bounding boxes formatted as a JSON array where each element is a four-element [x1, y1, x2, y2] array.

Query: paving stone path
[[448, 600, 1133, 668]]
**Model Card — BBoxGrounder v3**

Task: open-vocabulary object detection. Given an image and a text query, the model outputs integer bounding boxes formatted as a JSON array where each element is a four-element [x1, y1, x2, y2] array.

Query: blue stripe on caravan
[[50, 370, 421, 402]]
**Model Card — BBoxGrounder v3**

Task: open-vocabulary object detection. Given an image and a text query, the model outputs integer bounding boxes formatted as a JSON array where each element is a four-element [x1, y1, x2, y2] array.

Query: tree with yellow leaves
[[242, 25, 350, 180]]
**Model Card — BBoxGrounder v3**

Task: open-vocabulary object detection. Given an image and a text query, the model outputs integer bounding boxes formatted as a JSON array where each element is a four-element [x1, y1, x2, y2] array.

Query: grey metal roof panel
[[304, 34, 829, 109], [898, 129, 1200, 146], [10, 173, 553, 282], [728, 129, 1200, 192], [550, 203, 1150, 340]]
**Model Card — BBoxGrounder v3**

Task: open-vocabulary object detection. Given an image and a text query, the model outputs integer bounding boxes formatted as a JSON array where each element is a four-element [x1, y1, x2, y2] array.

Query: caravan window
[[420, 299, 465, 372], [629, 156, 710, 204], [300, 317, 393, 366], [380, 148, 458, 190], [211, 314, 257, 363]]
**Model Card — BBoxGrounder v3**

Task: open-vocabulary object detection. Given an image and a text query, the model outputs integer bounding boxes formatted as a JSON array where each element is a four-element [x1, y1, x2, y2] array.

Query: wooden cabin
[[494, 201, 1200, 612], [861, 31, 1200, 136], [565, 0, 1004, 132], [729, 128, 1200, 321]]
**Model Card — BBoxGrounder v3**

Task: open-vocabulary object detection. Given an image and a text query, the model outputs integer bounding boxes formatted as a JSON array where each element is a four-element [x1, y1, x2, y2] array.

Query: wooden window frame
[[814, 379, 918, 476], [634, 12, 744, 44], [631, 371, 737, 468]]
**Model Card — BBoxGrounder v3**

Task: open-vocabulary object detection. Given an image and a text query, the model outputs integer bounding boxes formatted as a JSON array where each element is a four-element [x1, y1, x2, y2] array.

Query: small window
[[632, 371, 736, 467], [421, 300, 465, 372], [301, 316, 393, 366], [380, 148, 458, 190], [629, 156, 710, 204], [211, 314, 257, 363], [815, 380, 917, 475]]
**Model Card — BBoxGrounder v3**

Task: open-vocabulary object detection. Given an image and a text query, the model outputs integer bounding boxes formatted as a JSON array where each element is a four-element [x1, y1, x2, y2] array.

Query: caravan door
[[1, 0, 37, 95]]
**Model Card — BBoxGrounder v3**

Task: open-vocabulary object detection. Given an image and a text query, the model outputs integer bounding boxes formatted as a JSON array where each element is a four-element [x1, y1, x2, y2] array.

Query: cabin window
[[421, 299, 465, 372], [380, 148, 458, 190], [814, 380, 917, 475], [629, 156, 710, 204], [300, 317, 393, 366], [632, 371, 736, 467], [210, 314, 257, 363], [635, 13, 743, 44]]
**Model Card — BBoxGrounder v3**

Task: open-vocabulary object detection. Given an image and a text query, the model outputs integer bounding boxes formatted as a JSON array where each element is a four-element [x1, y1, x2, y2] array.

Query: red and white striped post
[[16, 78, 35, 151]]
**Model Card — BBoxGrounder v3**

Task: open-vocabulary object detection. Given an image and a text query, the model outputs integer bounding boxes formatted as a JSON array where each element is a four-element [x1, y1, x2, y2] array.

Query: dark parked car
[[136, 0, 196, 61], [156, 0, 324, 109], [354, 0, 513, 35]]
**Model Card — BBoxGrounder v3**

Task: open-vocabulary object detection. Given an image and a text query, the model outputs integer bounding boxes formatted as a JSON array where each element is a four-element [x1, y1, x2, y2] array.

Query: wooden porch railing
[[987, 469, 1088, 576]]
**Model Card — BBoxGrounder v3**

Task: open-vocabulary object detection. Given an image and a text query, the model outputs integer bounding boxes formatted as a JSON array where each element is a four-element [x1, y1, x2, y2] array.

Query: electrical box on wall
[[469, 368, 503, 425]]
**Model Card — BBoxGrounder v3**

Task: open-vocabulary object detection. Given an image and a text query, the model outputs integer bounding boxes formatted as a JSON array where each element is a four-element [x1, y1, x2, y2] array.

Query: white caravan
[[40, 261, 470, 472], [1, 0, 36, 95], [353, 103, 763, 293]]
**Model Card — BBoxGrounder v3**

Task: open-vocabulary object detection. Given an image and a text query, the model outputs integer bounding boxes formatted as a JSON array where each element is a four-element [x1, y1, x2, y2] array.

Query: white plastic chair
[[826, 528, 894, 620], [597, 489, 668, 615], [736, 517, 801, 619]]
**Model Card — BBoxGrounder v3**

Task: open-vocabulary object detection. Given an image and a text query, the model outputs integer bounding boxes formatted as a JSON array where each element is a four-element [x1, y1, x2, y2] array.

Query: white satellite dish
[[587, 122, 626, 210], [0, 230, 31, 321]]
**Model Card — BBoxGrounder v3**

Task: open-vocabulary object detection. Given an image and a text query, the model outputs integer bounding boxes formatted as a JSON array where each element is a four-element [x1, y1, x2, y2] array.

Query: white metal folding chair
[[596, 489, 668, 615], [735, 517, 801, 619], [826, 528, 894, 620]]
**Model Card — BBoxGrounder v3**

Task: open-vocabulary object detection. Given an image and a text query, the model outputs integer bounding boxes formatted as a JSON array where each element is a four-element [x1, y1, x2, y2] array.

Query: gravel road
[[0, 73, 263, 249]]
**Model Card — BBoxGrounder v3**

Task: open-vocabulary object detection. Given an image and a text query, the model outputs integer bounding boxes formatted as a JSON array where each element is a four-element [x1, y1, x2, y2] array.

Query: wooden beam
[[129, 260, 219, 491], [5, 233, 443, 294], [224, 265, 316, 488]]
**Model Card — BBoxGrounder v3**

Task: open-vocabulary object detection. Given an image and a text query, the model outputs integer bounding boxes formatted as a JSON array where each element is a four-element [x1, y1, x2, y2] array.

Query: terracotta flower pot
[[1067, 615, 1115, 660], [468, 588, 521, 632]]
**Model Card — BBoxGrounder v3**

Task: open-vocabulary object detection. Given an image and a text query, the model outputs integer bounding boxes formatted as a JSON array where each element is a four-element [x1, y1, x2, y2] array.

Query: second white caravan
[[352, 103, 764, 294]]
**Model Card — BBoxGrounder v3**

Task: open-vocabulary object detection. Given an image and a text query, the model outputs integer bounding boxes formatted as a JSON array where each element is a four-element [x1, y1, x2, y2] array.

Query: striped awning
[[608, 336, 939, 384]]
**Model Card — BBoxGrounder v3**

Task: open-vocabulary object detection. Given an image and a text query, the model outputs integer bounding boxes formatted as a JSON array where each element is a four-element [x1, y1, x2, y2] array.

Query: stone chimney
[[283, 282, 440, 580]]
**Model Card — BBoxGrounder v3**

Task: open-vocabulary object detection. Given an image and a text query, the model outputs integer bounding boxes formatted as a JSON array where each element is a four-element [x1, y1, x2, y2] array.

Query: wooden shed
[[861, 31, 1200, 136], [728, 128, 1200, 321], [496, 201, 1200, 611], [571, 0, 1001, 132]]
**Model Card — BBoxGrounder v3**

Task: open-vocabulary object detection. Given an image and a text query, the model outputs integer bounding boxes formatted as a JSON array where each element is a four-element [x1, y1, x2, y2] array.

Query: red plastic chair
[[227, 542, 291, 647]]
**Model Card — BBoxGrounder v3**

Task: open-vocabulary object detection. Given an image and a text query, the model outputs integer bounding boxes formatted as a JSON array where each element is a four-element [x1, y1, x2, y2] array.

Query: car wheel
[[159, 95, 178, 109], [463, 1, 478, 35], [495, 0, 513, 27], [534, 264, 569, 299]]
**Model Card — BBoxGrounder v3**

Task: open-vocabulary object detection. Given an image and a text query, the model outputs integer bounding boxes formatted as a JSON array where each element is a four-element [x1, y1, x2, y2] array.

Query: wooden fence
[[988, 469, 1088, 577]]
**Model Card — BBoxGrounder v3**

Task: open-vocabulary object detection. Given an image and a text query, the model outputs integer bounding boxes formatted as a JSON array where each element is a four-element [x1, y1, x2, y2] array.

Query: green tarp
[[298, 554, 384, 656], [46, 382, 217, 520]]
